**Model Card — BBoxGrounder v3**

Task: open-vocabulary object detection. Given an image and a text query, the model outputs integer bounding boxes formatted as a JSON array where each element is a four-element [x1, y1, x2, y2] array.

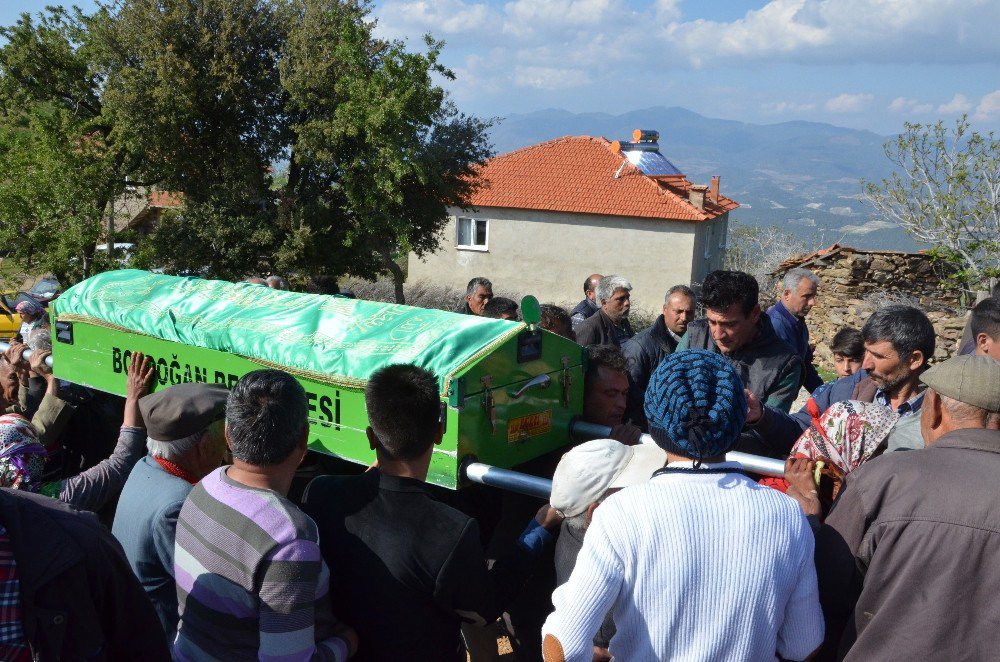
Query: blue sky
[[6, 0, 1000, 135]]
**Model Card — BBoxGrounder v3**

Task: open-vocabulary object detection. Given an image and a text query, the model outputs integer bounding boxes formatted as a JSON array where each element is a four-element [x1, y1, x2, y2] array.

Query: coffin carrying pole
[[460, 420, 786, 499], [0, 340, 54, 368]]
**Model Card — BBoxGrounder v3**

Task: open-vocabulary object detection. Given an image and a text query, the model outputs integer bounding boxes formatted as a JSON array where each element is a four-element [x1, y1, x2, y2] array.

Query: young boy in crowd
[[830, 327, 864, 378]]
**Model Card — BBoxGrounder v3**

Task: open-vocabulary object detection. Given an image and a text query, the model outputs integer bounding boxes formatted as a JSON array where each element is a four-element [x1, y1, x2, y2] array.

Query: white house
[[407, 130, 738, 312]]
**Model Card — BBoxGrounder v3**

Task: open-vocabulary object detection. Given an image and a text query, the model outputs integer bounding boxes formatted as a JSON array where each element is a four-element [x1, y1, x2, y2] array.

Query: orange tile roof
[[149, 190, 183, 208], [468, 136, 738, 222]]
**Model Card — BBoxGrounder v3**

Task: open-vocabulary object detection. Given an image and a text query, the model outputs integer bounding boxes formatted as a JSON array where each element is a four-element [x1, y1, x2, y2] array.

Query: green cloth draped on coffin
[[53, 270, 523, 393]]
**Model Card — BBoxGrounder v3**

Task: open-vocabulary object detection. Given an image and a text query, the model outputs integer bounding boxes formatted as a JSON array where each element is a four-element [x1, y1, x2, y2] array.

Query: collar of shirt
[[667, 328, 682, 343], [874, 389, 925, 416]]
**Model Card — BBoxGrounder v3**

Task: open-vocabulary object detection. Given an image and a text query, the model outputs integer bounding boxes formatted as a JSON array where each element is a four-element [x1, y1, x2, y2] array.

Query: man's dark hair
[[465, 277, 492, 297], [482, 297, 518, 319], [861, 305, 935, 365], [585, 344, 628, 385], [830, 327, 863, 359], [365, 364, 441, 461], [226, 369, 308, 465], [583, 276, 600, 294], [539, 304, 571, 331], [971, 297, 1000, 341], [700, 270, 759, 317]]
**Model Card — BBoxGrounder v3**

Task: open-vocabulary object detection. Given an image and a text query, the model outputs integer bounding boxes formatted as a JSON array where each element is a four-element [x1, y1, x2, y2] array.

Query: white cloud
[[888, 97, 934, 114], [938, 94, 973, 114], [377, 0, 495, 38], [663, 0, 1000, 68], [974, 90, 1000, 121], [513, 65, 591, 89], [825, 93, 873, 113], [829, 206, 854, 216], [502, 0, 616, 37], [654, 0, 682, 22]]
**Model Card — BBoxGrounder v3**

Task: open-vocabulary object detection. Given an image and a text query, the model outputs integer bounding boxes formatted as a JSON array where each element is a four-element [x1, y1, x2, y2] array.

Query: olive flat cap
[[138, 383, 229, 441], [920, 354, 1000, 412]]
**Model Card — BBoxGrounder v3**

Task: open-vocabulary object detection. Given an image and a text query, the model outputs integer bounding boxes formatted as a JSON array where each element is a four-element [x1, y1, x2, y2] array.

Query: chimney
[[689, 185, 708, 210], [710, 176, 720, 204]]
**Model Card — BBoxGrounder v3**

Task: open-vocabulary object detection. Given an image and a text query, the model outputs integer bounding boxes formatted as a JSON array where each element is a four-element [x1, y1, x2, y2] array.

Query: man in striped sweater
[[173, 369, 357, 661], [542, 350, 824, 662]]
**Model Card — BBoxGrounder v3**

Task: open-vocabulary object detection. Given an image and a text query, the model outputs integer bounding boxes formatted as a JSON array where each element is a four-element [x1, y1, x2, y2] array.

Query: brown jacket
[[816, 428, 1000, 660]]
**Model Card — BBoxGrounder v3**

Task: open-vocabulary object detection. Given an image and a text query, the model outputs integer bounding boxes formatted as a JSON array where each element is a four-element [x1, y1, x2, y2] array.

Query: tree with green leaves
[[1, 0, 492, 300], [864, 117, 1000, 293], [0, 7, 126, 283]]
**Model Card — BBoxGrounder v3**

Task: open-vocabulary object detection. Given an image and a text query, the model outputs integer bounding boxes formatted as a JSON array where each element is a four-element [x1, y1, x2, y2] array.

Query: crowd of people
[[0, 267, 998, 661]]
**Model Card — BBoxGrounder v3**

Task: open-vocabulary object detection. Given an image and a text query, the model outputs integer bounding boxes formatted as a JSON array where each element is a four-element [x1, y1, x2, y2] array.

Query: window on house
[[456, 217, 488, 250]]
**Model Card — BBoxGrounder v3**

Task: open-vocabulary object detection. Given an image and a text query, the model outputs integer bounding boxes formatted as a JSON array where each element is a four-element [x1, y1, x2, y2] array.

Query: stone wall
[[773, 246, 967, 369]]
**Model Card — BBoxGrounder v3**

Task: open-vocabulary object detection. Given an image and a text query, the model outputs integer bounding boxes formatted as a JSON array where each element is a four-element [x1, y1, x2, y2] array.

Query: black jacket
[[0, 489, 169, 662], [682, 315, 801, 413], [302, 470, 544, 662], [575, 310, 634, 347], [569, 298, 599, 331], [622, 315, 679, 429]]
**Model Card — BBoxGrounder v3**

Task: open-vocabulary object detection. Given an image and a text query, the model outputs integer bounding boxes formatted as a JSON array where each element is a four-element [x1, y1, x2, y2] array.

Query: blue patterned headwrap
[[643, 349, 748, 463]]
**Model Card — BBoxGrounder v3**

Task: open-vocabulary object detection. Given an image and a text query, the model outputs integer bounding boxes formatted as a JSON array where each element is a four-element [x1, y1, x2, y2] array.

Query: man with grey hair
[[576, 275, 635, 347], [266, 274, 290, 290], [623, 285, 695, 428], [813, 355, 1000, 660], [767, 267, 823, 392], [460, 276, 493, 315], [112, 382, 229, 641]]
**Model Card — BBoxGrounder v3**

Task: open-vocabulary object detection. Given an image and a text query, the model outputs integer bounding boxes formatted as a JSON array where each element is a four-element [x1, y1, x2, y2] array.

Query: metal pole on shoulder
[[0, 340, 55, 368], [461, 460, 553, 500], [569, 419, 786, 478], [460, 420, 787, 500]]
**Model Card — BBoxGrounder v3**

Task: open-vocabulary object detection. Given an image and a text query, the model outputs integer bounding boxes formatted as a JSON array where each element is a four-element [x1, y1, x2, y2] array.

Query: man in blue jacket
[[767, 268, 822, 393]]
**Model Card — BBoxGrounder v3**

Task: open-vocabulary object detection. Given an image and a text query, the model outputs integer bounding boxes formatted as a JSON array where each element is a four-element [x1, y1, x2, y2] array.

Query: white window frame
[[456, 216, 489, 252]]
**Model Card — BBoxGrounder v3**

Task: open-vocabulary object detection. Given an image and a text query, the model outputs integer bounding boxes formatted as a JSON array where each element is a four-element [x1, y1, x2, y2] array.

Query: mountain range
[[487, 106, 919, 251]]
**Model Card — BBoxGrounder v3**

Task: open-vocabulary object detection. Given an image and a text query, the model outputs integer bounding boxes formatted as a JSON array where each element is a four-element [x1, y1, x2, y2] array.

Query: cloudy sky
[[7, 0, 1000, 134]]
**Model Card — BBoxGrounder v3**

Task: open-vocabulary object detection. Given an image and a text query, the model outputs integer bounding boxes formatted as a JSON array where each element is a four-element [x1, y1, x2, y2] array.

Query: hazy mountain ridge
[[489, 106, 919, 251]]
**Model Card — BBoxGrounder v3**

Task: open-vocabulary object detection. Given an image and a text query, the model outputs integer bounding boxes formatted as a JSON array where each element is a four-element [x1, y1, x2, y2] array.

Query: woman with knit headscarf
[[766, 400, 899, 524], [542, 350, 823, 662]]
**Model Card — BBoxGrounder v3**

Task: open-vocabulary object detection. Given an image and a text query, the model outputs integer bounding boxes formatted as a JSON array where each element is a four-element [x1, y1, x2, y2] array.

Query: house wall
[[407, 207, 704, 313]]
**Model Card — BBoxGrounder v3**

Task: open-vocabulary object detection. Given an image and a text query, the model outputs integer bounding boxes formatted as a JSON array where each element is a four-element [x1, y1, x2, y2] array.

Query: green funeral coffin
[[50, 270, 586, 488]]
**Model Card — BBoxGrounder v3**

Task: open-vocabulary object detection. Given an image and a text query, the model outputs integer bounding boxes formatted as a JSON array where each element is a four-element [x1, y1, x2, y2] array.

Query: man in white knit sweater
[[542, 349, 824, 661]]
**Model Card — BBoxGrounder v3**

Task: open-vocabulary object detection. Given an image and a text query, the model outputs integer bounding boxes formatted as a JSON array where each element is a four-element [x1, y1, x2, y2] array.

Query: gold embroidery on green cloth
[[54, 270, 526, 396]]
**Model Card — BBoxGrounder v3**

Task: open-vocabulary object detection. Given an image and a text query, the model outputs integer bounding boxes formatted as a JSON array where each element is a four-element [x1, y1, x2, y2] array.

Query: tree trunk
[[378, 248, 406, 304]]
